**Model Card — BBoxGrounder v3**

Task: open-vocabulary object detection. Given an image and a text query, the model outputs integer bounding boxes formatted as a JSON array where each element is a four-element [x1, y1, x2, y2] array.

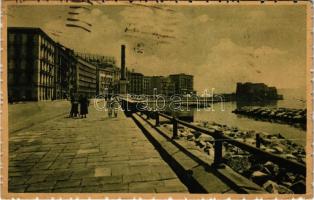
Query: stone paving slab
[[9, 100, 188, 193]]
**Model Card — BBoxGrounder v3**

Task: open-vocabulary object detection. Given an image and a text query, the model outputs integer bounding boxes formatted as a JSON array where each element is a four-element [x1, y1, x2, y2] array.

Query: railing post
[[146, 110, 150, 120], [213, 130, 223, 167], [256, 133, 261, 148], [172, 117, 178, 139], [155, 111, 160, 127]]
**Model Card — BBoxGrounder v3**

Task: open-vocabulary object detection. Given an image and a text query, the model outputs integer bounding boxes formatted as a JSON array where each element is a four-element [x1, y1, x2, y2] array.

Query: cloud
[[193, 38, 303, 93], [42, 8, 123, 59]]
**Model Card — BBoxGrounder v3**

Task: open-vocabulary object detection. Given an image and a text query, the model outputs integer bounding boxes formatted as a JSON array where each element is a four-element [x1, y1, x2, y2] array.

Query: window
[[27, 34, 34, 44], [20, 60, 26, 70], [8, 46, 15, 58], [8, 33, 15, 44], [8, 60, 14, 69], [32, 35, 38, 45], [8, 72, 14, 84], [33, 72, 37, 83], [20, 73, 27, 84], [21, 46, 27, 57], [21, 34, 28, 44]]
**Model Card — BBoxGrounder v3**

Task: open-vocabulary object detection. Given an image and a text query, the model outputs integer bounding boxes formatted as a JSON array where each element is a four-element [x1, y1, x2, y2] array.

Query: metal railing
[[139, 109, 306, 175]]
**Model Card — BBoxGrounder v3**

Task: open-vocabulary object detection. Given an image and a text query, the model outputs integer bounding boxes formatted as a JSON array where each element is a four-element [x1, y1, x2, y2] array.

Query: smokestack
[[121, 45, 126, 80]]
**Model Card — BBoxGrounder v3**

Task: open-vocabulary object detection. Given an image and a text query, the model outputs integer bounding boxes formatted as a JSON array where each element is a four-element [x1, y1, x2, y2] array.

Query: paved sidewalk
[[9, 101, 188, 193]]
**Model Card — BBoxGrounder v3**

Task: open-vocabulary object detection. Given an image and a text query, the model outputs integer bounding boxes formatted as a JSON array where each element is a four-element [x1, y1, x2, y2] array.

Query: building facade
[[8, 27, 58, 101], [75, 52, 116, 68], [127, 71, 144, 95], [142, 76, 177, 96], [143, 76, 152, 95], [7, 27, 121, 102], [169, 73, 194, 95], [54, 44, 77, 100], [76, 52, 120, 96], [98, 67, 114, 96], [75, 57, 97, 98], [7, 27, 79, 102], [111, 66, 121, 95], [150, 76, 163, 94], [160, 77, 175, 96]]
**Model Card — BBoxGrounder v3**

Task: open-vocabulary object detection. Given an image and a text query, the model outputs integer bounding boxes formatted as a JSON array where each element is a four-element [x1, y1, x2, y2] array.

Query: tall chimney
[[121, 45, 126, 80]]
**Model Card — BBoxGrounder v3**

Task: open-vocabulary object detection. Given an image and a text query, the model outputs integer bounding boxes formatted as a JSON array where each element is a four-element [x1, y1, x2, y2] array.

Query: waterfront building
[[98, 67, 114, 96], [75, 52, 116, 68], [160, 77, 175, 97], [7, 27, 75, 102], [55, 44, 77, 99], [150, 76, 163, 94], [75, 52, 119, 96], [169, 73, 194, 95], [111, 66, 121, 95], [144, 76, 176, 96], [75, 56, 97, 98], [127, 70, 144, 95], [143, 76, 153, 95], [8, 27, 121, 101]]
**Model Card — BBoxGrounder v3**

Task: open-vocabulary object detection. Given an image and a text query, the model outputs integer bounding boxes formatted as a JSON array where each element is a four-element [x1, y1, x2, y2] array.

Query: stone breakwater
[[232, 107, 306, 125], [162, 121, 306, 194]]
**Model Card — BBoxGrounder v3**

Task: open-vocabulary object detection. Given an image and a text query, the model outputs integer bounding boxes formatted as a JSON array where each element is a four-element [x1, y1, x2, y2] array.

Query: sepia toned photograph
[[2, 1, 312, 198]]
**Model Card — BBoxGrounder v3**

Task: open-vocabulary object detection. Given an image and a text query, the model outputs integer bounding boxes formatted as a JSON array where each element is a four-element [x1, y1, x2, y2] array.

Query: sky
[[7, 4, 307, 94]]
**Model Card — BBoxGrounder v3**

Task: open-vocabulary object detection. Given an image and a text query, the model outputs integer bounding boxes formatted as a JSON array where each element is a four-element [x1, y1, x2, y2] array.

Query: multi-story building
[[98, 67, 114, 96], [160, 77, 175, 96], [143, 76, 175, 96], [7, 27, 120, 102], [97, 66, 120, 96], [54, 44, 77, 99], [150, 76, 163, 94], [111, 66, 121, 94], [127, 70, 144, 95], [143, 76, 153, 95], [75, 52, 116, 68], [76, 52, 120, 96], [169, 73, 194, 95], [8, 27, 57, 101], [75, 56, 97, 98]]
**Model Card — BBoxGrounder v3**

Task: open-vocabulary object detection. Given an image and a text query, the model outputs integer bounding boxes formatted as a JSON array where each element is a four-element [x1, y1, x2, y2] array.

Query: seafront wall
[[233, 107, 306, 125]]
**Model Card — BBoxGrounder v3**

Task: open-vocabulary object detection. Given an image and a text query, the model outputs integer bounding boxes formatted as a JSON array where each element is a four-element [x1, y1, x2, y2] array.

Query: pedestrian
[[69, 94, 74, 117], [112, 97, 119, 118], [80, 94, 89, 118], [70, 94, 79, 118], [107, 97, 112, 118]]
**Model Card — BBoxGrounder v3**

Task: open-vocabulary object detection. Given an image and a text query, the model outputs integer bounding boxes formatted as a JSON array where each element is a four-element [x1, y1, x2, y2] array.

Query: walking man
[[79, 94, 89, 118], [70, 94, 79, 118]]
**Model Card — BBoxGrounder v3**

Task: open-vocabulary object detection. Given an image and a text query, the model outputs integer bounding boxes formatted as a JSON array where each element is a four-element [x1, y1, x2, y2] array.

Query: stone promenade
[[9, 100, 188, 193]]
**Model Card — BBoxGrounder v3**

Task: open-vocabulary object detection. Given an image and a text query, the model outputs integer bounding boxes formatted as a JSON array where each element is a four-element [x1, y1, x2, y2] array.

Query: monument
[[119, 44, 128, 94]]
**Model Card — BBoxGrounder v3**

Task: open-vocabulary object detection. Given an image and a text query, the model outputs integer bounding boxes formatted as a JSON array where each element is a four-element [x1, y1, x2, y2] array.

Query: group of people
[[69, 94, 120, 119], [69, 94, 90, 118]]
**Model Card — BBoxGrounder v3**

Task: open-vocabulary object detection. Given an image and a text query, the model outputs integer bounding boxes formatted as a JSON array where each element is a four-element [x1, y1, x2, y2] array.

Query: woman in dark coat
[[80, 95, 89, 118], [70, 94, 79, 118]]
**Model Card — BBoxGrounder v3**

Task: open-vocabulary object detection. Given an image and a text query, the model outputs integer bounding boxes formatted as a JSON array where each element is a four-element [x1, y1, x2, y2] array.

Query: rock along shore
[[232, 106, 306, 126], [162, 120, 306, 194]]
